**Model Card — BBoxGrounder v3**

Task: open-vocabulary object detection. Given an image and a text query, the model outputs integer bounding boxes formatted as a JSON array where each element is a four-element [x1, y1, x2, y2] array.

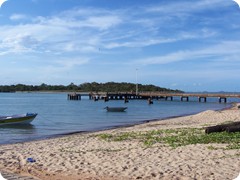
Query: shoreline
[[0, 102, 232, 146], [0, 104, 240, 179]]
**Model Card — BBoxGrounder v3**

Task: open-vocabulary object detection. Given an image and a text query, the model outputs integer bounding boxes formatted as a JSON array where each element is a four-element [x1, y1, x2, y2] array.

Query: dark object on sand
[[27, 158, 36, 163], [205, 121, 240, 134], [226, 125, 240, 133]]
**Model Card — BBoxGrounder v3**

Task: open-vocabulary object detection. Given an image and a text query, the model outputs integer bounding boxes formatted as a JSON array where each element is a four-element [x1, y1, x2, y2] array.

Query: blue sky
[[0, 0, 240, 92]]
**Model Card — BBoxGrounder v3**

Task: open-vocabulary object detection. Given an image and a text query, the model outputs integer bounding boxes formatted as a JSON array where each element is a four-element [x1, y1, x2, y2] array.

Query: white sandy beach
[[0, 104, 240, 180]]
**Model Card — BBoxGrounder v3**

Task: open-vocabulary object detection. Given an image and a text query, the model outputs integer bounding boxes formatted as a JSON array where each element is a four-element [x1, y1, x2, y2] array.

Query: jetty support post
[[104, 96, 109, 102], [165, 96, 173, 101], [68, 93, 81, 100], [89, 94, 92, 100], [198, 97, 207, 102], [124, 96, 129, 103], [219, 97, 227, 103], [181, 96, 189, 102], [94, 96, 99, 101]]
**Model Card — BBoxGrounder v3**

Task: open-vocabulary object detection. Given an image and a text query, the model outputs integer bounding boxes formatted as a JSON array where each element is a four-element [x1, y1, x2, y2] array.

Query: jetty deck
[[67, 92, 240, 103]]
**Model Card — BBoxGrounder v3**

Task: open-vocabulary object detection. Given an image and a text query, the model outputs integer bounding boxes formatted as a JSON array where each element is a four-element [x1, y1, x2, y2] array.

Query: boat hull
[[0, 113, 37, 126], [105, 107, 127, 112]]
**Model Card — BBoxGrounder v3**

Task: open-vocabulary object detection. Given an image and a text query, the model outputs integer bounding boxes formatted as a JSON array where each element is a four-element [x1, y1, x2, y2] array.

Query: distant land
[[0, 82, 183, 93]]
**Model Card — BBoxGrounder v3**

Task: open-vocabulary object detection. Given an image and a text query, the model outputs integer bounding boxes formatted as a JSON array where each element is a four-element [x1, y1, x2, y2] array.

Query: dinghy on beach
[[104, 106, 127, 112], [0, 113, 37, 126]]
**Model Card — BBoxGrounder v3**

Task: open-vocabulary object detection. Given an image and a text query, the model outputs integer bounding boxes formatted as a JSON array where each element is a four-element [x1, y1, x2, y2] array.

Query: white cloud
[[146, 0, 230, 14], [137, 40, 240, 65], [56, 58, 89, 69], [0, 8, 123, 56], [0, 32, 41, 55], [0, 3, 227, 57], [104, 38, 176, 49], [10, 14, 27, 21], [84, 16, 122, 30], [31, 58, 90, 82]]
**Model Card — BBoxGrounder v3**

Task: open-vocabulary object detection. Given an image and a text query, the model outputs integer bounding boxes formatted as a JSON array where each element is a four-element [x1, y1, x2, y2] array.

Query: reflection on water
[[0, 124, 37, 144], [0, 124, 35, 130]]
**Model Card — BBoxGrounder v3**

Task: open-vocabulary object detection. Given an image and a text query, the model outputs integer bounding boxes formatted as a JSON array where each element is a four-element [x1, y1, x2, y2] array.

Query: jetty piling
[[219, 97, 227, 103], [181, 96, 189, 102], [198, 97, 207, 102], [165, 96, 173, 101], [124, 97, 129, 103], [68, 93, 81, 100]]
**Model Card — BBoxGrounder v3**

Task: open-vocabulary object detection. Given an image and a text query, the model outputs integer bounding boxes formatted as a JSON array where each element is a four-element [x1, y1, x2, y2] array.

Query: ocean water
[[0, 92, 236, 144]]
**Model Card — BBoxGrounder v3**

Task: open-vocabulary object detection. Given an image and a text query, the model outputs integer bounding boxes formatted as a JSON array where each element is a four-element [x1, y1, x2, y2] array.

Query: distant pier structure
[[67, 93, 81, 100], [67, 92, 240, 103]]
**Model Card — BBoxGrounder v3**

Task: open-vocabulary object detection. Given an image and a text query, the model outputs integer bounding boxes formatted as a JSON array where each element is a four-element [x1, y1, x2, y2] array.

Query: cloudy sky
[[0, 0, 240, 92]]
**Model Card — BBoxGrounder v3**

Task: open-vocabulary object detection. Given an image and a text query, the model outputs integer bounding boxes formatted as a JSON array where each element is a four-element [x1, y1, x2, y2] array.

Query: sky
[[0, 0, 240, 92]]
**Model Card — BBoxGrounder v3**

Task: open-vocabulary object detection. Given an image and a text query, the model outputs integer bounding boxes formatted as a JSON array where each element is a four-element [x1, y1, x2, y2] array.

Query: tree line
[[0, 82, 183, 93]]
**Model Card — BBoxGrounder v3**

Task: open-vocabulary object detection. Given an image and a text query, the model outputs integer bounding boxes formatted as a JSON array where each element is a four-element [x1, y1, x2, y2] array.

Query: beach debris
[[205, 121, 240, 134], [26, 157, 36, 163], [226, 125, 240, 133]]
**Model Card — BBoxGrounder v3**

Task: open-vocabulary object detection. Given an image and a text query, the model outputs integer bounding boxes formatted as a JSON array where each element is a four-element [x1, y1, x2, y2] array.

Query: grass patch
[[59, 147, 124, 153], [220, 121, 234, 125], [97, 128, 240, 149]]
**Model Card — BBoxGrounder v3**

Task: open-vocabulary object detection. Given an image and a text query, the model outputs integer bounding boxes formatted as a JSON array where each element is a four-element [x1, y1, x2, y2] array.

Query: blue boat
[[0, 113, 37, 126]]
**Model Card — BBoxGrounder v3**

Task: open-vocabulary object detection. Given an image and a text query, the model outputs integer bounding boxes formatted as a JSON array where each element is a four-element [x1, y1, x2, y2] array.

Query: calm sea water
[[0, 92, 237, 144]]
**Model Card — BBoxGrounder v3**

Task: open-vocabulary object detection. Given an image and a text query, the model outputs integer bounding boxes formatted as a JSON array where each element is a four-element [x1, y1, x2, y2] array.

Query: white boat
[[104, 106, 127, 112], [0, 113, 37, 126]]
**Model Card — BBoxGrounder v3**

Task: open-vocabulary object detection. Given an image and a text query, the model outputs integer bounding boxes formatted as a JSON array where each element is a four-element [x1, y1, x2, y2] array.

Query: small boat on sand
[[104, 106, 127, 112], [0, 113, 37, 126]]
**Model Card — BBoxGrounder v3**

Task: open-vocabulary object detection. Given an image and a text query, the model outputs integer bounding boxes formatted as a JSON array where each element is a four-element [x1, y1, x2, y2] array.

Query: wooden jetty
[[67, 93, 82, 100], [67, 92, 240, 103]]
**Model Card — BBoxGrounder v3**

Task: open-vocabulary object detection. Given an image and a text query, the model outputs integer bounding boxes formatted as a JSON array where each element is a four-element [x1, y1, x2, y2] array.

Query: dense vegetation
[[0, 82, 183, 93]]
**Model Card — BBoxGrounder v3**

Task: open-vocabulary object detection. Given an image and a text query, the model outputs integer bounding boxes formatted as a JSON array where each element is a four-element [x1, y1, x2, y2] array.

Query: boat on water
[[0, 113, 37, 126], [104, 106, 127, 112]]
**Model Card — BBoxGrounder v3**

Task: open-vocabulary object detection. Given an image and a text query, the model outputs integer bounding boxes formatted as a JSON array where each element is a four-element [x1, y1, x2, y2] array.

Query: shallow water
[[0, 92, 235, 144]]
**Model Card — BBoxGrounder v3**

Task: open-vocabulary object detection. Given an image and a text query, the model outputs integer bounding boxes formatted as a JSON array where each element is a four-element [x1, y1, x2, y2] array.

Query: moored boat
[[0, 113, 37, 126], [104, 106, 127, 112]]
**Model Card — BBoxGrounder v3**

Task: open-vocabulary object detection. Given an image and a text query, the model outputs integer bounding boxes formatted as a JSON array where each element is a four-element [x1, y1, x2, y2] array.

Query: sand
[[0, 104, 240, 180]]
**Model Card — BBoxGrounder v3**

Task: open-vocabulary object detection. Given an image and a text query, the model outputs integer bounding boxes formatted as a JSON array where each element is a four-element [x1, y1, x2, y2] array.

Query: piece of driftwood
[[226, 125, 240, 133], [205, 125, 226, 134], [205, 121, 240, 134]]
